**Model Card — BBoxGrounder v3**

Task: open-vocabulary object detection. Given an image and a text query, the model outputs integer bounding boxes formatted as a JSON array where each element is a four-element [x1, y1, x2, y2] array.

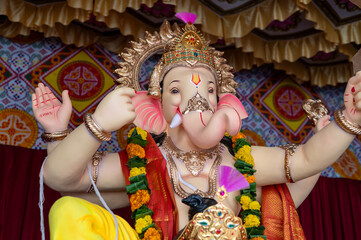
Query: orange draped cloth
[[119, 134, 178, 240], [261, 184, 306, 240]]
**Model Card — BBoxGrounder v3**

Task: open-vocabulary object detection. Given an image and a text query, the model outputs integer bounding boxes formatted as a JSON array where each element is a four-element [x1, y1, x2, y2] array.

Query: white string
[[38, 157, 47, 240], [162, 150, 198, 191], [87, 167, 119, 240]]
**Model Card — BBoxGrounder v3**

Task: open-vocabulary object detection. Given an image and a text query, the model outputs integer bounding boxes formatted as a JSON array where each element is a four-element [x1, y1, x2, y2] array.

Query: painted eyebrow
[[208, 80, 215, 84], [169, 80, 180, 85]]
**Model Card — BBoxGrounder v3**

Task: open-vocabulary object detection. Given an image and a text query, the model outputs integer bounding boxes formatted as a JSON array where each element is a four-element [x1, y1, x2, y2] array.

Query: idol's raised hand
[[93, 87, 136, 132], [344, 71, 361, 124], [32, 83, 72, 133]]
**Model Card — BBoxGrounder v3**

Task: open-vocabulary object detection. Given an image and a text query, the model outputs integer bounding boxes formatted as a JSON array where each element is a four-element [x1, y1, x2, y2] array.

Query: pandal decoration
[[178, 165, 249, 239], [227, 131, 267, 240], [125, 127, 162, 240]]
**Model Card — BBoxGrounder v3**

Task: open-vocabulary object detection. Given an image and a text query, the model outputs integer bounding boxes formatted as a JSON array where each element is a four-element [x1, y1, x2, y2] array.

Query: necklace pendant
[[183, 155, 205, 176]]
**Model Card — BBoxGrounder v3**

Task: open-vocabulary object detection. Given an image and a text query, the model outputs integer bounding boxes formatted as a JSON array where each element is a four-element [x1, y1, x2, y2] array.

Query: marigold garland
[[135, 215, 153, 233], [229, 131, 267, 240], [126, 143, 146, 159], [143, 227, 162, 240], [129, 167, 147, 178], [129, 189, 150, 211], [126, 127, 161, 240]]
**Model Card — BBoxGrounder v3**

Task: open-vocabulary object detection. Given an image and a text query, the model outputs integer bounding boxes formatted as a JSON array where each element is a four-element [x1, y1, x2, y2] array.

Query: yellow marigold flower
[[231, 132, 246, 143], [129, 167, 146, 178], [126, 143, 145, 159], [241, 155, 254, 166], [244, 214, 260, 228], [249, 201, 261, 211], [128, 127, 148, 140], [240, 195, 251, 210], [143, 227, 161, 240], [135, 215, 152, 234], [235, 145, 251, 159], [224, 132, 230, 137], [130, 190, 150, 211]]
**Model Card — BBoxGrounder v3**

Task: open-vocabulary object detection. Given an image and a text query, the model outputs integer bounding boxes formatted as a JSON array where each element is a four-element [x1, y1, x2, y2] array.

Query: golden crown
[[163, 22, 215, 69], [115, 13, 238, 98]]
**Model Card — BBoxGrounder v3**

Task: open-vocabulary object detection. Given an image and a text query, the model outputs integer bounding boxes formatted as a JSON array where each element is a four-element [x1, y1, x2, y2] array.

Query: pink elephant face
[[161, 66, 218, 123]]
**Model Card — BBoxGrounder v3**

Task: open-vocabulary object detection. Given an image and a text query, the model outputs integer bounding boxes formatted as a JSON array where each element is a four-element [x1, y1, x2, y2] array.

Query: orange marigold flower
[[247, 175, 256, 183], [231, 132, 246, 143], [250, 237, 264, 240], [126, 143, 145, 159], [143, 227, 161, 240], [129, 190, 150, 211]]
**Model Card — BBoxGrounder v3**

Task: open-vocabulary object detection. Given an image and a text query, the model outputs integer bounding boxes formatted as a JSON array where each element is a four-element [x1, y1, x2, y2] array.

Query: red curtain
[[297, 177, 361, 239], [1, 144, 360, 239]]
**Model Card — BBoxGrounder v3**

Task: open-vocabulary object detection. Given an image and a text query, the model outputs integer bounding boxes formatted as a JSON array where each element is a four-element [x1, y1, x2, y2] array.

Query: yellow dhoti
[[49, 196, 139, 240]]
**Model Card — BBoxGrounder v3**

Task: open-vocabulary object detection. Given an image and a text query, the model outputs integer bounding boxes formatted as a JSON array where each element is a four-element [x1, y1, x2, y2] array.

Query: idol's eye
[[197, 220, 209, 226], [227, 223, 238, 229], [208, 87, 214, 93], [170, 88, 179, 94]]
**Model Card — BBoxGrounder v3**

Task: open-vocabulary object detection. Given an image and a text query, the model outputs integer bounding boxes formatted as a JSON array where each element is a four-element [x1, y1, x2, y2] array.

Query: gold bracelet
[[334, 108, 361, 135], [279, 144, 298, 183], [41, 128, 72, 142], [84, 113, 112, 141], [87, 151, 106, 193]]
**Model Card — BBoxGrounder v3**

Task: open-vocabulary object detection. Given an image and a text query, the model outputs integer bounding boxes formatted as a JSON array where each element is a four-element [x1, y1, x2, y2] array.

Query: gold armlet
[[334, 108, 361, 135], [41, 128, 72, 142], [279, 144, 298, 183], [87, 151, 106, 193], [84, 113, 112, 141]]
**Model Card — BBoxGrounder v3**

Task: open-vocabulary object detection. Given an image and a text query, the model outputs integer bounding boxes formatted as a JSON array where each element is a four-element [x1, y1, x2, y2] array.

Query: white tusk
[[170, 113, 182, 128]]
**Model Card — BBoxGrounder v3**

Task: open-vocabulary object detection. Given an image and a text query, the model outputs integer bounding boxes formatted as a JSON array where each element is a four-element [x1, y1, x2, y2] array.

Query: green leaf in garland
[[131, 205, 154, 220], [249, 235, 267, 240], [127, 135, 148, 148], [241, 209, 262, 218], [126, 180, 148, 194], [247, 226, 265, 236], [233, 138, 251, 152], [234, 159, 256, 174], [129, 173, 148, 185], [127, 156, 148, 168]]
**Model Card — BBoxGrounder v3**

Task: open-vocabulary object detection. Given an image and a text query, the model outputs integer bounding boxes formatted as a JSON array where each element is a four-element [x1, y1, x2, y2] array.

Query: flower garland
[[125, 127, 162, 240], [226, 131, 267, 240]]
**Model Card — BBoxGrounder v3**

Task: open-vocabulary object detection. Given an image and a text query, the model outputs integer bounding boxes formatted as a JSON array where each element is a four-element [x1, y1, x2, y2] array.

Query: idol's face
[[161, 66, 217, 123]]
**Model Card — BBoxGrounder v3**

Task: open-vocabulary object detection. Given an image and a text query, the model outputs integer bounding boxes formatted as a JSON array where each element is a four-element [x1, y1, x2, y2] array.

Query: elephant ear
[[131, 91, 167, 134], [218, 94, 248, 119]]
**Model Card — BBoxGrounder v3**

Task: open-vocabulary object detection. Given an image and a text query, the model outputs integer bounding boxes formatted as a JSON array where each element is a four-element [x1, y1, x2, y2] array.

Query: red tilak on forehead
[[191, 74, 201, 86]]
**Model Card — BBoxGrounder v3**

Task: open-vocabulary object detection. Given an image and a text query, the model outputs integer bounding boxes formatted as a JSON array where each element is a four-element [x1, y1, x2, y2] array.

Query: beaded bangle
[[84, 113, 112, 141], [334, 108, 361, 135], [41, 128, 72, 142]]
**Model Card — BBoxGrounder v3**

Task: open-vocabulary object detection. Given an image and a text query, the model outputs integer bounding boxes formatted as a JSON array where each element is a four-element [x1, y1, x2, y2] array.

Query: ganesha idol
[[32, 12, 361, 240]]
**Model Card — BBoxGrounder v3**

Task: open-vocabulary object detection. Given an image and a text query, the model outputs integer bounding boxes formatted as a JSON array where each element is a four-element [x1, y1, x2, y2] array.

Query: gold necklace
[[162, 137, 220, 176], [162, 137, 223, 199]]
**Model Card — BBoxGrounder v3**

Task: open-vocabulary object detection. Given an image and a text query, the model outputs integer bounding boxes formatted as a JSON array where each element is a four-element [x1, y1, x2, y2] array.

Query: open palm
[[32, 83, 72, 133]]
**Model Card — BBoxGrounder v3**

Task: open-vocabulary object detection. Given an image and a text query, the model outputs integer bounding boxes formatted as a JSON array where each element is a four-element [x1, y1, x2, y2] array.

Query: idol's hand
[[93, 87, 136, 132], [32, 83, 72, 133], [344, 71, 361, 124]]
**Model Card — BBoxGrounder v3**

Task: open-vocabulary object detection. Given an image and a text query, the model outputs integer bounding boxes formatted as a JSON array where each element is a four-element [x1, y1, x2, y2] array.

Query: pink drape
[[0, 144, 360, 239]]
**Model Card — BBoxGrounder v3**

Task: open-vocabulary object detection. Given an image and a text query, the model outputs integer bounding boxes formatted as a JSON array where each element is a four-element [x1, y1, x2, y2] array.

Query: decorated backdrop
[[0, 36, 360, 180]]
